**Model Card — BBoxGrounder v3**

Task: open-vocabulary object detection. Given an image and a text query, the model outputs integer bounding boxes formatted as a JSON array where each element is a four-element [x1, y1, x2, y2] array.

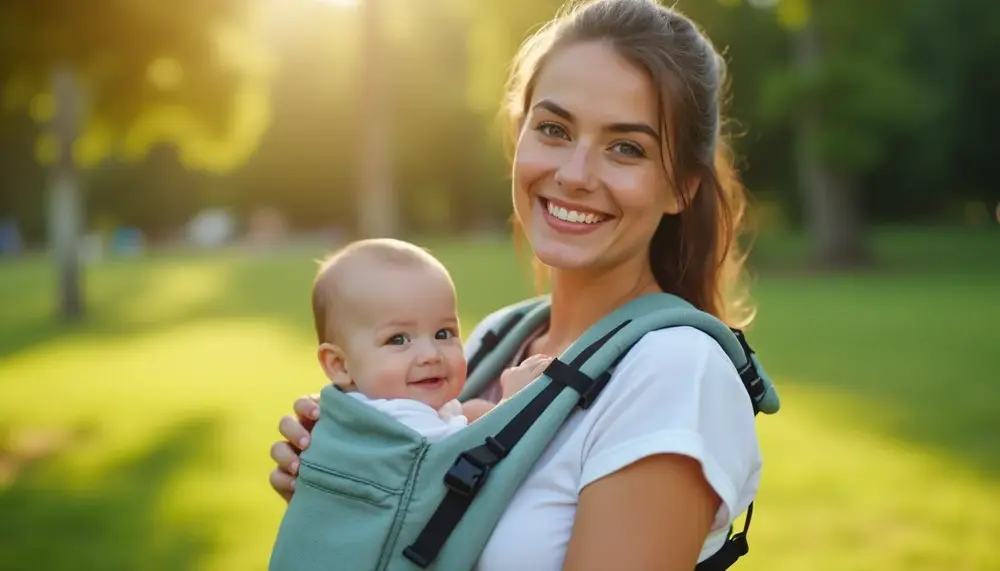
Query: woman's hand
[[269, 394, 320, 503]]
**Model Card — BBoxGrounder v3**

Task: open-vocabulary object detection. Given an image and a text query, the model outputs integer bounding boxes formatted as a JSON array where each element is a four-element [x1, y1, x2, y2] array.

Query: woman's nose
[[554, 144, 596, 192]]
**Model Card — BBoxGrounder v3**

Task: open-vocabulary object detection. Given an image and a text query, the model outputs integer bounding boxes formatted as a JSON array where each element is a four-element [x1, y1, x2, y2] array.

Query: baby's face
[[335, 264, 466, 410]]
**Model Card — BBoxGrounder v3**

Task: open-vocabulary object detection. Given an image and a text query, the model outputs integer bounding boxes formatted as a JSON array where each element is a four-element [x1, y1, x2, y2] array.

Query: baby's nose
[[416, 340, 442, 363]]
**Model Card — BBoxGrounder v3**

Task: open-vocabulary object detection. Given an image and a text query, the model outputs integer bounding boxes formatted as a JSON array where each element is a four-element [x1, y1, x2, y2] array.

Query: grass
[[0, 227, 997, 571]]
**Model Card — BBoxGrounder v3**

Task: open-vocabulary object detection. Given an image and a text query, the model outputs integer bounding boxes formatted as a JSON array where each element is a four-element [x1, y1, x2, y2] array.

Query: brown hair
[[503, 0, 755, 327]]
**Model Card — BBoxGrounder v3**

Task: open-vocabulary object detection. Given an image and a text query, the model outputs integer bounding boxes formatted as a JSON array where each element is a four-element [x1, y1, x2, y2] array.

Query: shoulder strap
[[459, 295, 551, 403], [404, 293, 780, 569], [460, 294, 780, 414]]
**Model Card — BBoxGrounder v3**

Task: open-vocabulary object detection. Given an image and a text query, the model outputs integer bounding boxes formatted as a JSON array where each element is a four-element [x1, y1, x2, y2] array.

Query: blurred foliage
[[1, 0, 999, 241], [0, 0, 273, 172]]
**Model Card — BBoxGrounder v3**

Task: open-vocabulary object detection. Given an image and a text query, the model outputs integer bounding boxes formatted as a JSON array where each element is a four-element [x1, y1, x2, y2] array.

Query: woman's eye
[[537, 122, 569, 140], [611, 141, 645, 158], [435, 328, 456, 340], [387, 334, 409, 345]]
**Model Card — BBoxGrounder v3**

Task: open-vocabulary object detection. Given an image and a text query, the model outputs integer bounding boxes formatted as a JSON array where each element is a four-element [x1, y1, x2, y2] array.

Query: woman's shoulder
[[608, 326, 746, 398], [580, 324, 761, 468], [578, 325, 762, 528]]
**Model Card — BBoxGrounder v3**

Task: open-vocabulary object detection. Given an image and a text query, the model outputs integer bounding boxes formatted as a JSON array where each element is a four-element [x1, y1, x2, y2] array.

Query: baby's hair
[[311, 239, 448, 344]]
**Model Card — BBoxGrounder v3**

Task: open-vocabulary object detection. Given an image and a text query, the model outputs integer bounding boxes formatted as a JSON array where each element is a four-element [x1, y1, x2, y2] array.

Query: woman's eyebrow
[[533, 99, 659, 139], [606, 121, 659, 140], [533, 99, 574, 121]]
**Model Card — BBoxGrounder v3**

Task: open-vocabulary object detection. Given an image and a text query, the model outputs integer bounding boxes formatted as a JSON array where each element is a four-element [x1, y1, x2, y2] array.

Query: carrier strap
[[694, 502, 753, 571], [402, 323, 628, 568], [732, 329, 765, 415], [405, 306, 765, 570], [465, 308, 528, 378]]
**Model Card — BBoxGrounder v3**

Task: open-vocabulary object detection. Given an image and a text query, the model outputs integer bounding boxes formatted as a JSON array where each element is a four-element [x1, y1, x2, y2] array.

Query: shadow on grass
[[0, 417, 223, 571], [0, 241, 530, 360], [0, 252, 316, 359]]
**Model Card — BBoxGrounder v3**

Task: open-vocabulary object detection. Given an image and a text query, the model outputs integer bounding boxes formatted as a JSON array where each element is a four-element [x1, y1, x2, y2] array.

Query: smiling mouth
[[410, 377, 446, 387], [540, 198, 610, 225]]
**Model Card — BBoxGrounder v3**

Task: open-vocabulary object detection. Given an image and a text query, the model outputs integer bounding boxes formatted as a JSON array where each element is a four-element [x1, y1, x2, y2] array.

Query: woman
[[269, 0, 763, 569]]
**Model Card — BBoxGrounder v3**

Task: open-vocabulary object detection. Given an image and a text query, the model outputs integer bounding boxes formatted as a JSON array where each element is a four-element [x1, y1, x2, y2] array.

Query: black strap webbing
[[731, 329, 764, 415], [406, 319, 762, 570], [694, 502, 753, 571], [465, 309, 528, 378], [402, 380, 564, 567], [402, 321, 631, 568], [544, 357, 612, 409]]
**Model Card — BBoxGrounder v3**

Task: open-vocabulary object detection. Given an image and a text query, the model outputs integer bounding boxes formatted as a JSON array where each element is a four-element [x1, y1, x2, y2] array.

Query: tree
[[357, 0, 397, 238], [741, 0, 933, 266], [0, 0, 272, 320]]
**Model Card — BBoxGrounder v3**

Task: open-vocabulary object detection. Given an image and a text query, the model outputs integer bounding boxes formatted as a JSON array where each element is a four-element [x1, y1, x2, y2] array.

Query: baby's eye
[[435, 328, 457, 340], [386, 333, 409, 345]]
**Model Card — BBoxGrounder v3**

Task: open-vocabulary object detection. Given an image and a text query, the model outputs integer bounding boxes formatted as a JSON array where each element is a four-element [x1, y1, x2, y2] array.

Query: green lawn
[[0, 228, 997, 571]]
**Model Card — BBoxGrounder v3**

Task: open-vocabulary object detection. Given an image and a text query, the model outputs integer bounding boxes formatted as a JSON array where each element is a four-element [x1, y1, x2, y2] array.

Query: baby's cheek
[[366, 362, 411, 399], [448, 347, 469, 379]]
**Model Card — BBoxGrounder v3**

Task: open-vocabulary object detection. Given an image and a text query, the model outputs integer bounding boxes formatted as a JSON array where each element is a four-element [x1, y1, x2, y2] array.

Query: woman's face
[[512, 40, 680, 274]]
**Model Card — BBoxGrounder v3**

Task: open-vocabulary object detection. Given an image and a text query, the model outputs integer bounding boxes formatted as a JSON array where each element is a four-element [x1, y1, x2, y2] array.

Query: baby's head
[[312, 238, 466, 410]]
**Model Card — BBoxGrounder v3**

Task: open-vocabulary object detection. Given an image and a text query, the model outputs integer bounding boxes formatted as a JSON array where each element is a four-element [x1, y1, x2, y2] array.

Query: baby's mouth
[[410, 376, 446, 388]]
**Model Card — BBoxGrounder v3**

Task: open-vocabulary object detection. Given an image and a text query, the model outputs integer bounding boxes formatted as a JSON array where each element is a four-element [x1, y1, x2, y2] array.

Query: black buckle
[[577, 371, 611, 409], [738, 363, 763, 393], [730, 532, 749, 556], [444, 452, 490, 497], [484, 436, 508, 459], [732, 329, 754, 356], [739, 363, 763, 416]]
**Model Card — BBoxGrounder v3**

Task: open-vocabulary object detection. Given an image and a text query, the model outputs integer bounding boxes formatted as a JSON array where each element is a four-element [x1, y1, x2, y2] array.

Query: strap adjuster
[[730, 532, 749, 556], [401, 546, 430, 568], [731, 328, 764, 414], [544, 358, 611, 410], [443, 452, 491, 497], [577, 371, 611, 409]]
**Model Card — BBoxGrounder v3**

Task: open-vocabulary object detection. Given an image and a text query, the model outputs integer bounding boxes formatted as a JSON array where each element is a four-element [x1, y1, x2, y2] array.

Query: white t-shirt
[[345, 393, 468, 443], [462, 306, 763, 569]]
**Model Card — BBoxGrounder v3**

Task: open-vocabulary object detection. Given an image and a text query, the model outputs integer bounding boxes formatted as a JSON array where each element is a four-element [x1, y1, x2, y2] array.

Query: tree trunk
[[357, 0, 397, 238], [791, 20, 869, 268], [49, 65, 85, 321]]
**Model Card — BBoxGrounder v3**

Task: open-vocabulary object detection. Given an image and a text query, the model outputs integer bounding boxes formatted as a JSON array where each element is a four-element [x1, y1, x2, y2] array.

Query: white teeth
[[546, 200, 606, 224]]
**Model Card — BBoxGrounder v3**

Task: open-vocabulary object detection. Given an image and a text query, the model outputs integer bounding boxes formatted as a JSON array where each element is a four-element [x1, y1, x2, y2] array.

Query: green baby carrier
[[268, 292, 780, 571]]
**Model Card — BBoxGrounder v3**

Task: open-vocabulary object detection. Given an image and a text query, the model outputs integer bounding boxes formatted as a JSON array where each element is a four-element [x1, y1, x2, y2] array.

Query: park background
[[0, 0, 997, 569]]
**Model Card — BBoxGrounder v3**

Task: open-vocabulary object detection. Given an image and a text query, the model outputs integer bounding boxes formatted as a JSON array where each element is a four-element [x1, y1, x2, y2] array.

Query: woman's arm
[[560, 327, 762, 570], [562, 453, 719, 571]]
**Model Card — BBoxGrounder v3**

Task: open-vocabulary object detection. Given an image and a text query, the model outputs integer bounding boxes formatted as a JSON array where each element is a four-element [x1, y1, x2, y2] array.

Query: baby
[[310, 238, 550, 442]]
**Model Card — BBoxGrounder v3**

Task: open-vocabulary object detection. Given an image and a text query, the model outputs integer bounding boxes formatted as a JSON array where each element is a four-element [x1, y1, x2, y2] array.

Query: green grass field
[[0, 228, 997, 571]]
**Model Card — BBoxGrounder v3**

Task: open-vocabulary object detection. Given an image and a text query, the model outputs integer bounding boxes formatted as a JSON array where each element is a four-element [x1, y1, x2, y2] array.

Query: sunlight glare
[[316, 0, 359, 7]]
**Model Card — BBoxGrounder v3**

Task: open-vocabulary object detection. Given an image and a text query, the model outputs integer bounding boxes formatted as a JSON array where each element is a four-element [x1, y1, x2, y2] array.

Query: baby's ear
[[318, 343, 355, 389]]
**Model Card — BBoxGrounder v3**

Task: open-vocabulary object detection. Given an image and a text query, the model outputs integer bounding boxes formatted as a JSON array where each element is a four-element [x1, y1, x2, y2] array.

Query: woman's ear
[[318, 343, 355, 390], [665, 174, 701, 216]]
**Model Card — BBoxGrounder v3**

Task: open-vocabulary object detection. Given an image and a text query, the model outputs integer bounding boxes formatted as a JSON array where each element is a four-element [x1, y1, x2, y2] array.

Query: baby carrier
[[268, 293, 781, 571]]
